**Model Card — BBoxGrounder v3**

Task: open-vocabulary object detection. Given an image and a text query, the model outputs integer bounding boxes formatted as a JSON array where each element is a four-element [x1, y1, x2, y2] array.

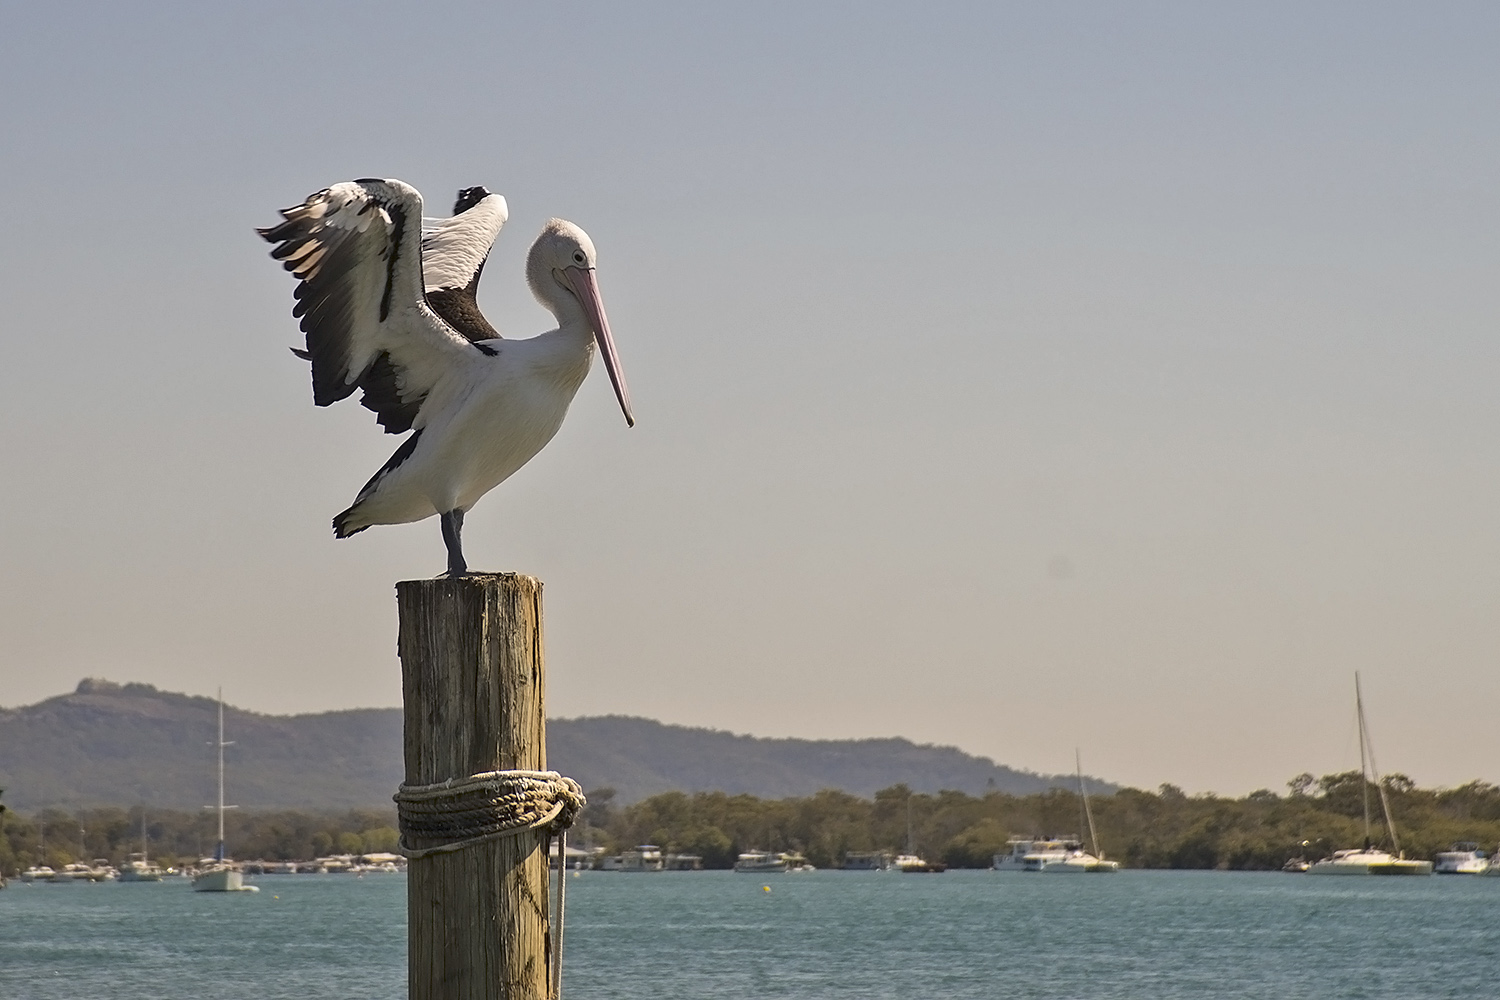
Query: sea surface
[[2, 869, 1497, 999]]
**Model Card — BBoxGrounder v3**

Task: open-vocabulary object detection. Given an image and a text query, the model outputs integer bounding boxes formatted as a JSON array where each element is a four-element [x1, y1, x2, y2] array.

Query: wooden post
[[398, 574, 551, 1000]]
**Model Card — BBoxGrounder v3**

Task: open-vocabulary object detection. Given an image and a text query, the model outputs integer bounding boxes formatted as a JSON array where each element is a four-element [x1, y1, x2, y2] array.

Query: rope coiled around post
[[396, 769, 586, 999], [394, 769, 585, 858]]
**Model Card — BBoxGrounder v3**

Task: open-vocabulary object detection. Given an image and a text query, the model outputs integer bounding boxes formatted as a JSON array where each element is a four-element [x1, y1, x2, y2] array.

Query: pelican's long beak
[[563, 265, 634, 427]]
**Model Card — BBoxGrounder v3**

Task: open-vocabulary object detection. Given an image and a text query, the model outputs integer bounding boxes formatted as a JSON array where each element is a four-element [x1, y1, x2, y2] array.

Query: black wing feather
[[358, 353, 422, 433]]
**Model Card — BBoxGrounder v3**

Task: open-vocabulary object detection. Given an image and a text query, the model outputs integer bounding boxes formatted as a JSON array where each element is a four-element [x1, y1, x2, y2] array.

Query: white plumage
[[422, 191, 508, 291], [260, 178, 633, 575]]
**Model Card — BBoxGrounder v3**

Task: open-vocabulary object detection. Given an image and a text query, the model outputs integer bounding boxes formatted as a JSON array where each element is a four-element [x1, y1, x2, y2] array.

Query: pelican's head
[[527, 219, 633, 427]]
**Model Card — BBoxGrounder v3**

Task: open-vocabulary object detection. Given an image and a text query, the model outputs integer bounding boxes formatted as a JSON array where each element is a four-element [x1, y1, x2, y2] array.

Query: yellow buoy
[[763, 886, 771, 892]]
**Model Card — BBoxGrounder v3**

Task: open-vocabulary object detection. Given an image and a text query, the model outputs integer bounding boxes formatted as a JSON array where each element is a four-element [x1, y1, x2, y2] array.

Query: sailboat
[[117, 811, 164, 882], [1023, 752, 1119, 872], [1038, 746, 1122, 869], [1308, 674, 1433, 876], [895, 793, 946, 872], [191, 690, 258, 892]]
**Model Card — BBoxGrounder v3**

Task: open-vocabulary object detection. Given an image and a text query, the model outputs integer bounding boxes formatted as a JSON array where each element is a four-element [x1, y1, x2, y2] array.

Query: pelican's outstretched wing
[[422, 185, 508, 344], [259, 178, 487, 434]]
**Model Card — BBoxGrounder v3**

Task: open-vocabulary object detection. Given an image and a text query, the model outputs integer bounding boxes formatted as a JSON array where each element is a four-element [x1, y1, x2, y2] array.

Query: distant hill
[[546, 715, 1106, 803], [0, 680, 1107, 811]]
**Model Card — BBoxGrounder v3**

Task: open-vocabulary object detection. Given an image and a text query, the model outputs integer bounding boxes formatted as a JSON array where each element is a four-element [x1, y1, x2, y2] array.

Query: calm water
[[2, 870, 1497, 999]]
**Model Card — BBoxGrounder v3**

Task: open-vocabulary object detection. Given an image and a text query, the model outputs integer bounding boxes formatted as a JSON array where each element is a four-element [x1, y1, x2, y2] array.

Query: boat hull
[[1026, 850, 1120, 873], [1037, 860, 1120, 873], [191, 866, 257, 892], [1434, 849, 1490, 875], [1308, 851, 1433, 876]]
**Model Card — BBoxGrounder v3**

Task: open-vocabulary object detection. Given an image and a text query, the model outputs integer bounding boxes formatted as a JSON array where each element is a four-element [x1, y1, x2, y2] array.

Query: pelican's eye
[[572, 250, 587, 265]]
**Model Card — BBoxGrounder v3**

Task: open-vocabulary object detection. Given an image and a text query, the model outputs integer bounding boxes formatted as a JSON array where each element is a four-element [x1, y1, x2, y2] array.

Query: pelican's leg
[[440, 509, 468, 577]]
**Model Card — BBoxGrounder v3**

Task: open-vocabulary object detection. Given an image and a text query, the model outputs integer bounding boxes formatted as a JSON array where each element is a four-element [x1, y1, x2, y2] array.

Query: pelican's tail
[[333, 504, 369, 538], [332, 429, 426, 538]]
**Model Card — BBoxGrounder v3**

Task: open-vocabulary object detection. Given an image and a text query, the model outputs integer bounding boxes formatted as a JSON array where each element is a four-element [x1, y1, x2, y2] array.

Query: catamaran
[[191, 690, 258, 892], [1027, 751, 1119, 872], [1308, 674, 1432, 876]]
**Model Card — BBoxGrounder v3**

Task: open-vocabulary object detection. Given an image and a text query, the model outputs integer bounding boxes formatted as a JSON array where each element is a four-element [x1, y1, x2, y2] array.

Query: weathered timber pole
[[398, 574, 551, 1000]]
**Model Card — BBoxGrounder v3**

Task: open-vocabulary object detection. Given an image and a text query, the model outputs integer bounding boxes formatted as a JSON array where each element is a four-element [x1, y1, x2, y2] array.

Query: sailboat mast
[[905, 794, 914, 855], [206, 688, 236, 860], [1356, 672, 1370, 845], [217, 692, 226, 846], [1077, 749, 1103, 859], [1356, 675, 1402, 856]]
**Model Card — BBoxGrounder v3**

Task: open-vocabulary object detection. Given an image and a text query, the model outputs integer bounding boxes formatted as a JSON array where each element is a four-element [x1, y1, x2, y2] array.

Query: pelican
[[259, 178, 633, 575]]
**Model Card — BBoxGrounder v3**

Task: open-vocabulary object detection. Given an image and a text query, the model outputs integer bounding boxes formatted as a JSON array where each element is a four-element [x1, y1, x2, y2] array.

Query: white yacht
[[1434, 844, 1490, 875], [1308, 675, 1432, 877], [1030, 849, 1120, 873], [118, 854, 164, 882], [888, 794, 943, 872], [842, 851, 890, 870], [733, 851, 791, 873], [1022, 841, 1119, 873], [1307, 847, 1427, 876], [600, 845, 665, 872], [19, 865, 58, 883], [995, 837, 1079, 871], [191, 690, 258, 893], [192, 865, 250, 892]]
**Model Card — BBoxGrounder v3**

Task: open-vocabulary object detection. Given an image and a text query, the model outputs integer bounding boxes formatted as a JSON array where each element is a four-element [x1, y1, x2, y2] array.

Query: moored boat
[[1434, 843, 1490, 875], [842, 851, 890, 870], [1309, 847, 1432, 876], [1025, 751, 1121, 873], [1307, 674, 1432, 877], [191, 863, 249, 892], [190, 690, 259, 893], [600, 845, 665, 871], [733, 850, 789, 873], [118, 853, 165, 882], [994, 837, 1079, 871], [1026, 846, 1120, 873], [118, 818, 162, 880]]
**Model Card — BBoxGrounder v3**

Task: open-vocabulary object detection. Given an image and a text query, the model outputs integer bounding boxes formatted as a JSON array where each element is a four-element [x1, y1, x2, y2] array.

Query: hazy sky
[[2, 2, 1497, 795]]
